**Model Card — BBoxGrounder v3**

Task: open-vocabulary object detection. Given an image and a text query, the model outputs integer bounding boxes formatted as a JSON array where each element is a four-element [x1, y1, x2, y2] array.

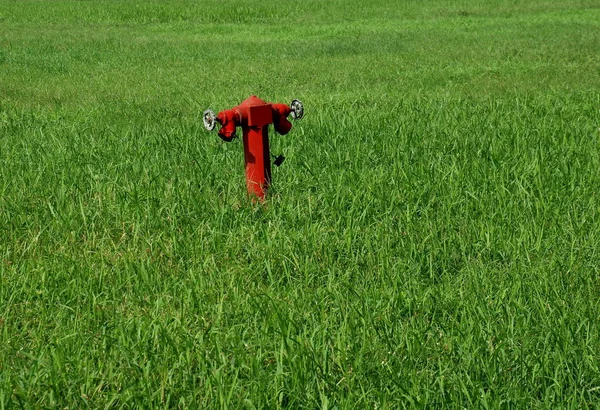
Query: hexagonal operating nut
[[290, 100, 304, 120], [203, 109, 217, 131]]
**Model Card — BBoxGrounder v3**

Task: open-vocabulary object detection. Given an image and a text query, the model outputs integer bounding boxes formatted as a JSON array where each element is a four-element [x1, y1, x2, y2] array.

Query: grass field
[[1, 0, 600, 407]]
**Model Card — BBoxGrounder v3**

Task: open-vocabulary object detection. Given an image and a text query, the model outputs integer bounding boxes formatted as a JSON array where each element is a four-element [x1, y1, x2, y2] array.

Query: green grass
[[1, 0, 600, 407]]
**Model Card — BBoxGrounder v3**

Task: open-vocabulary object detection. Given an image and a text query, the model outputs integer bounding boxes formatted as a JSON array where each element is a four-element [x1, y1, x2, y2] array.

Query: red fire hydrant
[[203, 95, 304, 200]]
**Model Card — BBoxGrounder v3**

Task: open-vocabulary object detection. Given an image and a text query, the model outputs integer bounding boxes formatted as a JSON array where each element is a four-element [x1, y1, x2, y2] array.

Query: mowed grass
[[1, 0, 600, 407]]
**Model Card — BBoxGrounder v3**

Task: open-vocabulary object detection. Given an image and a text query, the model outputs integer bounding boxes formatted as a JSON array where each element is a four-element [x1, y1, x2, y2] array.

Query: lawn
[[1, 0, 600, 407]]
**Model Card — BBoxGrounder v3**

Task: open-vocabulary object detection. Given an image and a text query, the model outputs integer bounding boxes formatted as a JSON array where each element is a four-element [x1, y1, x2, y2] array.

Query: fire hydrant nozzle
[[203, 95, 304, 200], [203, 109, 217, 131]]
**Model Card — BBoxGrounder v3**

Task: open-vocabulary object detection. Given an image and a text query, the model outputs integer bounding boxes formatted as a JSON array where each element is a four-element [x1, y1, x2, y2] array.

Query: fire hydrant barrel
[[244, 124, 271, 199]]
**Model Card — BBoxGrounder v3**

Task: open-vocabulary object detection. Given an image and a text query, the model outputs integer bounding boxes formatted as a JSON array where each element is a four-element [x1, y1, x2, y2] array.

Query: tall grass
[[1, 0, 600, 407]]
